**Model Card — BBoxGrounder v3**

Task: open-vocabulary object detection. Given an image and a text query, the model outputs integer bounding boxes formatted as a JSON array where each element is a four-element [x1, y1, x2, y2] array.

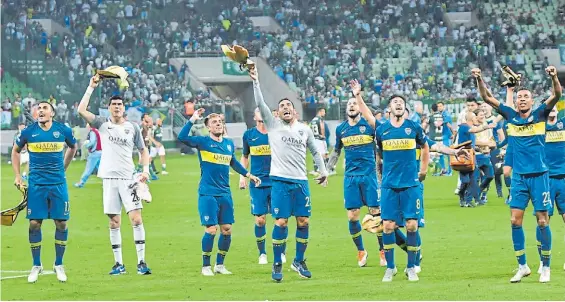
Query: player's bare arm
[[306, 128, 328, 186], [78, 75, 101, 124], [419, 143, 429, 182], [238, 154, 250, 189], [63, 143, 78, 171], [248, 66, 276, 130], [376, 150, 383, 184], [350, 80, 377, 128], [544, 66, 562, 110], [506, 86, 516, 109], [432, 144, 469, 158], [326, 147, 341, 172], [469, 123, 496, 133], [230, 156, 261, 187], [11, 144, 23, 188], [472, 68, 501, 109]]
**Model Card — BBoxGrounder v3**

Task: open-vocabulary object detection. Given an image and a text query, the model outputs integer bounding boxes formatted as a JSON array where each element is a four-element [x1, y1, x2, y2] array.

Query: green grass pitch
[[1, 153, 564, 300]]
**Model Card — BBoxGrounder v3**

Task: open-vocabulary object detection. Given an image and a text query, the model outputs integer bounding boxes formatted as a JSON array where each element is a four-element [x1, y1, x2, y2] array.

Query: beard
[[347, 112, 359, 119]]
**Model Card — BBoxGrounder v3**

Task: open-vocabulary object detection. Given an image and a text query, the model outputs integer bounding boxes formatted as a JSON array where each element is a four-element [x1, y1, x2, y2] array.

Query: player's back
[[336, 118, 376, 176], [310, 116, 323, 140], [196, 136, 236, 196], [18, 121, 72, 184], [545, 117, 565, 177], [268, 120, 313, 181], [498, 103, 548, 175], [93, 118, 144, 179], [376, 119, 425, 189], [242, 128, 271, 186]]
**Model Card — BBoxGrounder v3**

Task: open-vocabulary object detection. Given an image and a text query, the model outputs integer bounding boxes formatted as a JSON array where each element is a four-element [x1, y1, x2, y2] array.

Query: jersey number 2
[[305, 197, 311, 208]]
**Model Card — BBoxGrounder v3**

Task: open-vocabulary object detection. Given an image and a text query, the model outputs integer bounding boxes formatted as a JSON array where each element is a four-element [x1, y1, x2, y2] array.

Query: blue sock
[[348, 220, 364, 251], [536, 225, 542, 260], [54, 229, 68, 266], [201, 232, 215, 267], [415, 230, 422, 266], [282, 226, 288, 256], [406, 230, 417, 268], [377, 233, 384, 251], [383, 232, 396, 269], [511, 224, 526, 265], [295, 225, 309, 262], [29, 228, 42, 266], [216, 234, 231, 265], [538, 225, 552, 267], [255, 224, 267, 255], [395, 228, 408, 252], [272, 225, 287, 264]]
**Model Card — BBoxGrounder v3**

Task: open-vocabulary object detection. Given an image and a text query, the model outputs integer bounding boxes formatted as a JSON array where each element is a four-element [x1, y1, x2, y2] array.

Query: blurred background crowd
[[2, 0, 564, 129]]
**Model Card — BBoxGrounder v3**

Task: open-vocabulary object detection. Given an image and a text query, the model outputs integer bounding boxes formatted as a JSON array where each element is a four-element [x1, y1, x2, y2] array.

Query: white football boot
[[510, 265, 531, 283], [258, 254, 268, 265], [53, 265, 67, 282], [382, 267, 398, 282], [539, 266, 550, 283], [213, 264, 232, 275], [201, 266, 214, 276], [27, 266, 43, 283]]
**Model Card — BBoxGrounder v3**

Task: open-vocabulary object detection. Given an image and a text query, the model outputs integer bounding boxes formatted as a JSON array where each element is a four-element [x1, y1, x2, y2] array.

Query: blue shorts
[[509, 172, 551, 212], [198, 195, 235, 226], [271, 179, 311, 219], [381, 186, 421, 225], [477, 155, 494, 178], [418, 182, 425, 228], [343, 174, 379, 210], [250, 186, 272, 216], [550, 177, 565, 216], [27, 183, 70, 220]]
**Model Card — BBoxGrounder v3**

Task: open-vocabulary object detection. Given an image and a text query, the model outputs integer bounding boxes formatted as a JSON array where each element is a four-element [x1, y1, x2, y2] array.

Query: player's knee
[[368, 207, 380, 215], [536, 213, 549, 227], [405, 219, 418, 232], [274, 218, 288, 227], [29, 219, 42, 230], [108, 215, 121, 229], [54, 220, 67, 231], [255, 215, 266, 227], [510, 215, 523, 226], [347, 209, 360, 221], [220, 224, 232, 235], [296, 217, 309, 227], [205, 225, 218, 235], [383, 220, 396, 233], [503, 167, 512, 178]]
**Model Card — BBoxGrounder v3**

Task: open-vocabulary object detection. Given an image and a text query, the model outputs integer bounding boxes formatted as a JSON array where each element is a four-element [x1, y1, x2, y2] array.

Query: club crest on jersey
[[274, 208, 279, 214], [527, 116, 533, 123], [204, 216, 209, 221], [125, 129, 130, 134], [53, 131, 60, 138], [405, 128, 412, 135], [298, 130, 304, 136], [360, 126, 366, 133], [557, 122, 563, 130]]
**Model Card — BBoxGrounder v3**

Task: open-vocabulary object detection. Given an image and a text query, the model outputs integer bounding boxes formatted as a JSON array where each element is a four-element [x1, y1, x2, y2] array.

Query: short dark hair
[[466, 97, 478, 104], [109, 95, 124, 104], [436, 101, 444, 106], [278, 98, 294, 108], [387, 94, 407, 107], [431, 103, 438, 112], [317, 107, 326, 112], [38, 100, 55, 112]]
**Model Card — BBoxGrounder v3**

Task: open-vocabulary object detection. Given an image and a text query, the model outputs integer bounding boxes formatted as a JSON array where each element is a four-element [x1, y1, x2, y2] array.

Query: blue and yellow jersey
[[498, 103, 549, 175], [376, 119, 427, 189], [242, 127, 271, 187], [334, 118, 376, 176], [178, 121, 249, 196], [545, 117, 565, 177], [15, 121, 76, 185]]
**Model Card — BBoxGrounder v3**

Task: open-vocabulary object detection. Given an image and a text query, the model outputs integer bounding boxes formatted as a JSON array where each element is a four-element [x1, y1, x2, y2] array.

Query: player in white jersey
[[78, 76, 152, 276], [249, 65, 328, 282]]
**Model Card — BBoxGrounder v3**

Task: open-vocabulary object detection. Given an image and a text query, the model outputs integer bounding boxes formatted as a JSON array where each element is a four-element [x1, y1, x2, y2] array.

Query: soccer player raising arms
[[177, 108, 261, 276], [78, 76, 153, 276], [353, 79, 429, 282], [325, 96, 379, 268], [239, 108, 284, 265], [12, 101, 77, 283], [472, 66, 562, 283], [249, 65, 328, 282]]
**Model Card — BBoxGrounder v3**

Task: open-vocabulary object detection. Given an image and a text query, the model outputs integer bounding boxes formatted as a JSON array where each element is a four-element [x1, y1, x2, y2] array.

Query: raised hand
[[349, 79, 362, 96]]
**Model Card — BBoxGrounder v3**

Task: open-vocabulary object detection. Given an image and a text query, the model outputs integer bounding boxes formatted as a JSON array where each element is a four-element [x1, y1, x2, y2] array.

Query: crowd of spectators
[[1, 0, 563, 130]]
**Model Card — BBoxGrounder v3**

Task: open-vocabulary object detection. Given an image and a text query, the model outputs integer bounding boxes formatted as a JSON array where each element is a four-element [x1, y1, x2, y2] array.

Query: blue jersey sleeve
[[177, 121, 205, 148], [242, 130, 250, 157], [415, 122, 427, 146], [63, 124, 77, 147], [229, 141, 249, 176], [497, 104, 516, 120], [533, 102, 550, 120], [15, 128, 28, 149]]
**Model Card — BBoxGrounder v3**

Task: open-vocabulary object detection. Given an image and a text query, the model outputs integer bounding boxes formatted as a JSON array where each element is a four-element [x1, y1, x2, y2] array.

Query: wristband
[[85, 86, 94, 96]]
